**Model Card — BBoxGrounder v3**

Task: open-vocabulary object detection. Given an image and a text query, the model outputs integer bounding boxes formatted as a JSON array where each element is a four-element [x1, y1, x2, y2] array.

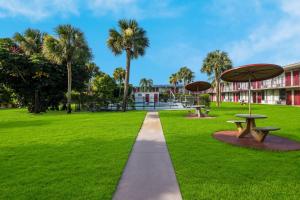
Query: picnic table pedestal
[[235, 114, 267, 141], [192, 105, 206, 118]]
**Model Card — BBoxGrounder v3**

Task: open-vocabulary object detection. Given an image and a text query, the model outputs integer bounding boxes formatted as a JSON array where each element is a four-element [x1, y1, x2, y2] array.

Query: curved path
[[113, 112, 182, 200]]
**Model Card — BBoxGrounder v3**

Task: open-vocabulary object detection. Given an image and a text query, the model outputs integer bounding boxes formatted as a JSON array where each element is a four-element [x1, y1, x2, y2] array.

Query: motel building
[[209, 62, 300, 106], [133, 85, 184, 104]]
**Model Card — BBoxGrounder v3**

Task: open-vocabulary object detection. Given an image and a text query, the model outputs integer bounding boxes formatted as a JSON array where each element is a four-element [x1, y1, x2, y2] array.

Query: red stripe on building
[[293, 71, 299, 86], [294, 90, 300, 105], [286, 72, 291, 86]]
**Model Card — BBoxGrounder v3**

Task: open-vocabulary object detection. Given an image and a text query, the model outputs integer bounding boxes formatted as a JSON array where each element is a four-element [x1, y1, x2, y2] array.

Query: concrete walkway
[[113, 112, 182, 200]]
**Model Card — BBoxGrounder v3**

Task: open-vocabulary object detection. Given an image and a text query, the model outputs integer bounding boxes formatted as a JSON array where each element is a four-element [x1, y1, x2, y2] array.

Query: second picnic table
[[191, 105, 206, 118]]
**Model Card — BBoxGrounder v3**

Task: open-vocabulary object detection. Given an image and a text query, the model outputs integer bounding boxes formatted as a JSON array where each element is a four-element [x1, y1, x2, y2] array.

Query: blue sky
[[1, 0, 300, 85]]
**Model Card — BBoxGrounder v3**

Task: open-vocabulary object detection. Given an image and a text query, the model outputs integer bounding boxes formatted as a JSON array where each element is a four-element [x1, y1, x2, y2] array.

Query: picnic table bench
[[227, 120, 246, 133], [252, 127, 280, 142]]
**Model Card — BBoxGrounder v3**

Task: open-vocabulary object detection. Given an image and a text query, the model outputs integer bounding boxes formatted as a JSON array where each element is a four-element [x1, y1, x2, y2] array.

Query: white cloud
[[0, 0, 79, 20], [0, 0, 184, 20], [87, 0, 185, 19], [280, 0, 300, 17], [226, 0, 300, 66]]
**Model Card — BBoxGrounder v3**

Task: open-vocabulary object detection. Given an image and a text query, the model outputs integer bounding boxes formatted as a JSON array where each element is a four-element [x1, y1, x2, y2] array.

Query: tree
[[139, 78, 153, 92], [0, 38, 66, 112], [169, 73, 179, 93], [92, 73, 117, 106], [107, 19, 149, 111], [201, 50, 232, 107], [13, 28, 44, 113], [177, 66, 194, 94], [86, 62, 100, 95], [113, 67, 126, 97], [43, 24, 91, 113]]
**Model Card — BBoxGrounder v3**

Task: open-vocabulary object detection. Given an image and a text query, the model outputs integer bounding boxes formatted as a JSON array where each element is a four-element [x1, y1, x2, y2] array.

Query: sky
[[1, 0, 300, 85]]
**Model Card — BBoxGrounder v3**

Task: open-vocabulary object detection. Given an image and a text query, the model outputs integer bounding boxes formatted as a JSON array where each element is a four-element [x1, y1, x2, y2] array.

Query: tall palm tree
[[178, 66, 194, 94], [107, 19, 149, 111], [201, 50, 232, 107], [43, 24, 91, 113], [13, 28, 44, 113], [113, 67, 126, 96], [169, 73, 179, 93]]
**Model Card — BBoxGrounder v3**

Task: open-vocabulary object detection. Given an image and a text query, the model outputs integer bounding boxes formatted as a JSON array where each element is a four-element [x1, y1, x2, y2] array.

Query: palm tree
[[177, 66, 194, 94], [113, 67, 126, 96], [169, 73, 179, 93], [147, 79, 153, 92], [201, 50, 232, 107], [139, 78, 153, 92], [43, 24, 91, 113], [13, 28, 44, 56], [13, 28, 44, 113], [107, 19, 149, 111]]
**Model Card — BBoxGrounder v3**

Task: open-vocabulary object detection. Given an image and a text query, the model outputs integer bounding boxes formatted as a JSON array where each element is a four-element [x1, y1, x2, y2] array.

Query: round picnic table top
[[185, 81, 211, 92], [191, 105, 206, 108], [235, 114, 267, 119]]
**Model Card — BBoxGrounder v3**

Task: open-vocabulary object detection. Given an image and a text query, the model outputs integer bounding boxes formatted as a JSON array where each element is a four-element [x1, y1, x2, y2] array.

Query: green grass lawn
[[160, 103, 300, 200], [0, 109, 145, 200]]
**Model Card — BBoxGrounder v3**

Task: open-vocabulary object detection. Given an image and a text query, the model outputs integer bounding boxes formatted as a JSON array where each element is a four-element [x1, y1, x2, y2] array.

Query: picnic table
[[191, 105, 206, 118], [231, 114, 279, 142], [182, 100, 189, 107], [235, 114, 266, 138]]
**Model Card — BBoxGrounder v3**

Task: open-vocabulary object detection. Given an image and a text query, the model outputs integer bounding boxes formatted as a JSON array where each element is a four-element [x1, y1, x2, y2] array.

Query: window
[[279, 89, 286, 100]]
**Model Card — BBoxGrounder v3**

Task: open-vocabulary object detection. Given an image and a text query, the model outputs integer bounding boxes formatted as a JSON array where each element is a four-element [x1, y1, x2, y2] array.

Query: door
[[293, 71, 299, 86], [285, 72, 291, 86], [286, 91, 292, 105], [154, 94, 158, 103], [253, 92, 257, 103], [257, 92, 262, 103], [145, 94, 150, 103], [294, 91, 300, 105]]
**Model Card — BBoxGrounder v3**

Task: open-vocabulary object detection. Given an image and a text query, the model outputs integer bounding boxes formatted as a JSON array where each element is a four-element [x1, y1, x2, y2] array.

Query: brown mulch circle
[[186, 113, 215, 119], [213, 131, 300, 151]]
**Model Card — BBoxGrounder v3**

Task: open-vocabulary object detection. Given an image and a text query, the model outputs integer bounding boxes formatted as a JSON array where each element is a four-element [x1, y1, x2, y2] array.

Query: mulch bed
[[213, 131, 300, 151]]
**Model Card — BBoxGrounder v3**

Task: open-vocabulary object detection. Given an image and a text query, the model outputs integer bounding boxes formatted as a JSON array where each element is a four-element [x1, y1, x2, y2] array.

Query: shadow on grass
[[0, 120, 52, 130]]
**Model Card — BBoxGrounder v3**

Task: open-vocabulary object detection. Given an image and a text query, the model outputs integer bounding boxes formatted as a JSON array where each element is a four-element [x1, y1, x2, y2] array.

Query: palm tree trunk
[[67, 61, 72, 113], [174, 84, 177, 94], [119, 81, 122, 97], [122, 50, 131, 111], [216, 79, 220, 107], [34, 89, 40, 113]]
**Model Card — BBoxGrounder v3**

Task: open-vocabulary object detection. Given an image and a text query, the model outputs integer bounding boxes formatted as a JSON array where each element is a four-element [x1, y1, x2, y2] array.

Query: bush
[[200, 94, 211, 107]]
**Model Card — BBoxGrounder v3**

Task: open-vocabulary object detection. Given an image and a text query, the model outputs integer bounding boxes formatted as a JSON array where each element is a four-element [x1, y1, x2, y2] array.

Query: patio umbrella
[[185, 81, 211, 105], [220, 64, 284, 114]]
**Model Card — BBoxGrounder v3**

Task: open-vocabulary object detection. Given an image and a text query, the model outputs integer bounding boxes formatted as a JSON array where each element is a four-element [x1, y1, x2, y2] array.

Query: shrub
[[200, 94, 211, 107]]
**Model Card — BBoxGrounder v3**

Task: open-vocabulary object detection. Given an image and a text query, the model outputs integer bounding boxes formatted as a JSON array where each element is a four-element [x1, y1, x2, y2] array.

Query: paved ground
[[113, 112, 182, 200]]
